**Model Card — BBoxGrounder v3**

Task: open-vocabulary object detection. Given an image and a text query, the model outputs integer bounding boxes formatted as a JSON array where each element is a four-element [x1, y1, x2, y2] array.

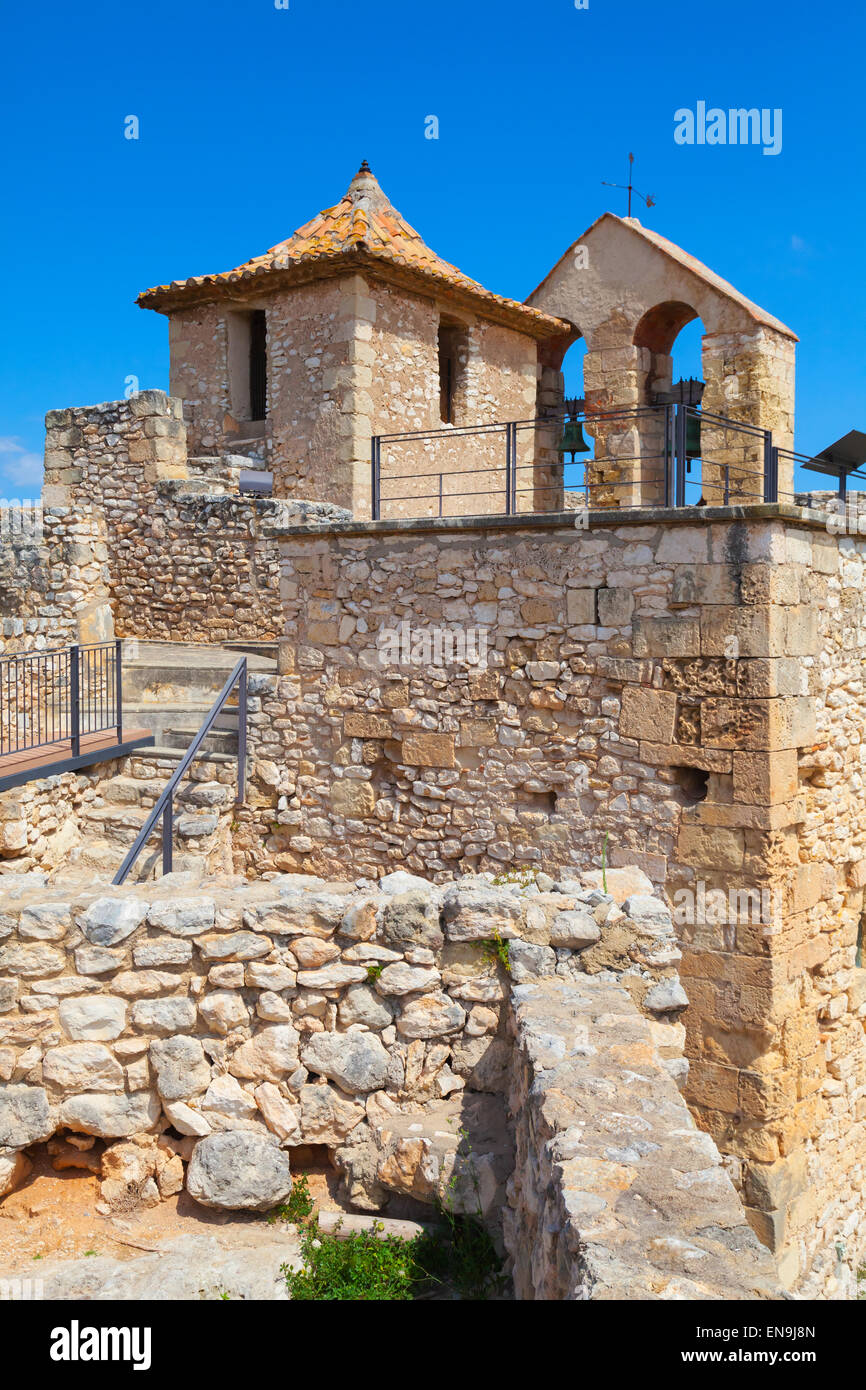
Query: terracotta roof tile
[[137, 162, 567, 338]]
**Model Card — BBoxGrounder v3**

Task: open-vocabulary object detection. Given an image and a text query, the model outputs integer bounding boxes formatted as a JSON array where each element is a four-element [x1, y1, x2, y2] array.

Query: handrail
[[112, 656, 247, 885]]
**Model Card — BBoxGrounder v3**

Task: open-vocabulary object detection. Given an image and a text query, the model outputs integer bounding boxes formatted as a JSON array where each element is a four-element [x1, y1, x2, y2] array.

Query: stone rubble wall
[[0, 766, 123, 869], [39, 391, 348, 645], [0, 506, 114, 655], [0, 868, 688, 1220], [504, 974, 779, 1299]]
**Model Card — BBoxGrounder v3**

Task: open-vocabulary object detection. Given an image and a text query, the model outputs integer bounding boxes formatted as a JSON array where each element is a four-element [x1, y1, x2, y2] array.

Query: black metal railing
[[369, 403, 801, 521], [0, 640, 123, 759], [112, 657, 247, 885]]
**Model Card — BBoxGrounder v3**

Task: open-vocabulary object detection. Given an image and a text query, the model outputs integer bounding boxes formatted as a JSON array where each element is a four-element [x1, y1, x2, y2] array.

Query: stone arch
[[527, 214, 798, 504]]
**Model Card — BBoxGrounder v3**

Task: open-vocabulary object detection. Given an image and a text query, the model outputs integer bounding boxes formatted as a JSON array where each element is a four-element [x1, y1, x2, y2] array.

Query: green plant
[[366, 963, 384, 983], [283, 1221, 417, 1301], [268, 1175, 315, 1227], [474, 930, 511, 974], [601, 830, 609, 894]]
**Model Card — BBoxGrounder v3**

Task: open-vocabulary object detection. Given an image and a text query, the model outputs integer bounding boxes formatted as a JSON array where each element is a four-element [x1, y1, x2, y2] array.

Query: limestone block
[[329, 780, 377, 817], [566, 588, 596, 625], [732, 750, 798, 806], [400, 732, 456, 769], [633, 617, 700, 659], [619, 688, 678, 743]]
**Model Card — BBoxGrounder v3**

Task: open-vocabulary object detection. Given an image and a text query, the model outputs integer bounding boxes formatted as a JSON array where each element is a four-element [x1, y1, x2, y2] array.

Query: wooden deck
[[0, 727, 154, 792]]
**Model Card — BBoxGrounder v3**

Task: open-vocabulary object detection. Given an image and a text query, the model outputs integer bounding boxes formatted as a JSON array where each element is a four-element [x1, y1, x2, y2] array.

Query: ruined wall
[[505, 973, 778, 1299], [0, 765, 123, 870], [39, 392, 344, 644], [0, 863, 780, 1299], [0, 507, 113, 656]]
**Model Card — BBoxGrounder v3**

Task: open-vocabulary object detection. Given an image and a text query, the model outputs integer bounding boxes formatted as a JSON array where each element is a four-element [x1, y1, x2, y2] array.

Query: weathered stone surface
[[0, 1148, 32, 1197], [59, 1089, 161, 1138], [133, 939, 193, 968], [198, 991, 250, 1035], [130, 999, 197, 1036], [0, 942, 65, 977], [374, 963, 441, 996], [301, 1031, 390, 1095], [397, 992, 466, 1039], [298, 1083, 365, 1143], [201, 1073, 258, 1122], [79, 897, 149, 946], [149, 1036, 211, 1101], [228, 1025, 300, 1083], [59, 996, 127, 1041], [197, 932, 271, 962], [42, 1043, 125, 1093], [0, 1084, 56, 1148], [379, 892, 444, 950], [254, 1083, 300, 1143], [296, 963, 368, 989], [550, 910, 600, 949], [643, 980, 689, 1013], [161, 1099, 211, 1136], [186, 1131, 292, 1211], [146, 898, 215, 935], [337, 984, 393, 1030], [18, 903, 70, 940], [75, 945, 127, 975], [442, 886, 522, 942]]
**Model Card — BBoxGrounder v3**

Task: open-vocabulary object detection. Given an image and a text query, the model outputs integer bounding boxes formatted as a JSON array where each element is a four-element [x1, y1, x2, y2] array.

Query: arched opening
[[536, 325, 590, 511], [634, 301, 706, 505]]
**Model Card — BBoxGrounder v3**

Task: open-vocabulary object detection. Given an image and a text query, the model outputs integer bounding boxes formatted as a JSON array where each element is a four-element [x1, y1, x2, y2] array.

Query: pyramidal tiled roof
[[138, 162, 567, 338]]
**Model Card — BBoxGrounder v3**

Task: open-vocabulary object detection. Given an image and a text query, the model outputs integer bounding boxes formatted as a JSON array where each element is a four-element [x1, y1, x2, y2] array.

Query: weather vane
[[602, 153, 656, 218]]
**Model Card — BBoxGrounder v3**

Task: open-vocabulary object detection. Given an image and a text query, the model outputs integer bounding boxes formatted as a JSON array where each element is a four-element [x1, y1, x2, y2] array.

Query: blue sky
[[0, 0, 863, 497]]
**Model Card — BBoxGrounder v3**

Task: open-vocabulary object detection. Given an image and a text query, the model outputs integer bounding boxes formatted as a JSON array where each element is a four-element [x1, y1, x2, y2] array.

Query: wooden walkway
[[0, 727, 154, 792]]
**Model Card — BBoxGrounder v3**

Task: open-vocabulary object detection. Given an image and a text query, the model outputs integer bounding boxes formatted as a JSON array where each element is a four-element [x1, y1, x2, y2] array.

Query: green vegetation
[[281, 1212, 504, 1301], [365, 963, 384, 983], [474, 930, 511, 974], [268, 1175, 315, 1226]]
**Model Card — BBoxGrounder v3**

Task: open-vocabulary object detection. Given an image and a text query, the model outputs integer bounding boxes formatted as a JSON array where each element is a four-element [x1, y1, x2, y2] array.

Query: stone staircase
[[61, 640, 277, 882]]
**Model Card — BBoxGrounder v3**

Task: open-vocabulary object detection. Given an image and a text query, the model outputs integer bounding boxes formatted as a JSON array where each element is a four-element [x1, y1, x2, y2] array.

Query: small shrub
[[491, 867, 537, 888], [268, 1175, 315, 1227], [474, 930, 511, 974], [366, 963, 384, 983], [283, 1222, 416, 1301]]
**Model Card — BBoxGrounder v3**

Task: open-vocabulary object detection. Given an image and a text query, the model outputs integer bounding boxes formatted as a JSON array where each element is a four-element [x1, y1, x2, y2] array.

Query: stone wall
[[1, 862, 782, 1300], [39, 391, 346, 644], [505, 974, 778, 1299], [0, 506, 113, 656], [0, 765, 123, 871]]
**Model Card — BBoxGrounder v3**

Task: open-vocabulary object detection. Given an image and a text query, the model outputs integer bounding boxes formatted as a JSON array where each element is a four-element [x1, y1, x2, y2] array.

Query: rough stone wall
[[168, 305, 229, 458], [367, 283, 540, 520], [0, 765, 123, 869], [38, 391, 346, 644], [505, 974, 779, 1299], [0, 507, 113, 655]]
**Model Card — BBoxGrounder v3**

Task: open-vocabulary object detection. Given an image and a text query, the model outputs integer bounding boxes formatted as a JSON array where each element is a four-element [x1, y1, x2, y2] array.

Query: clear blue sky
[[0, 0, 862, 497]]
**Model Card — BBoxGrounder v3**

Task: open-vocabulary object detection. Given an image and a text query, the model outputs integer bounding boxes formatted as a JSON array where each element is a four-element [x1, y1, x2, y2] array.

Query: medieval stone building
[[1, 164, 864, 1300]]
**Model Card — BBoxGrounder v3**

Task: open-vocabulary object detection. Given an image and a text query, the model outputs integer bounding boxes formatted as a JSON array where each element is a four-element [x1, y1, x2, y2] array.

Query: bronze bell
[[558, 418, 591, 459], [686, 412, 701, 460]]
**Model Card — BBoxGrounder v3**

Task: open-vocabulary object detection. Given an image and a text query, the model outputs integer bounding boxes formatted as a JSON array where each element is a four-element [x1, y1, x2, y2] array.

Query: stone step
[[79, 802, 222, 848], [63, 838, 209, 883]]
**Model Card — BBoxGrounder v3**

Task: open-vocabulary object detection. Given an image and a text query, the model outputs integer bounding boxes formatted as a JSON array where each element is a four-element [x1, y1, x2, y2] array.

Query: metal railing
[[0, 640, 123, 759], [112, 657, 247, 885], [369, 403, 795, 521]]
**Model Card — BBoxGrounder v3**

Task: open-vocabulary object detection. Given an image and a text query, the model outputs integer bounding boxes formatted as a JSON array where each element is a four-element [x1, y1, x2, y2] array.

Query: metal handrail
[[112, 656, 247, 885], [0, 640, 123, 758]]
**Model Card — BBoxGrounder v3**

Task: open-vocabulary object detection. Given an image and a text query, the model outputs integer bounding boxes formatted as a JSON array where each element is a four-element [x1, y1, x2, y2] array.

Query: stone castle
[[0, 163, 863, 1299]]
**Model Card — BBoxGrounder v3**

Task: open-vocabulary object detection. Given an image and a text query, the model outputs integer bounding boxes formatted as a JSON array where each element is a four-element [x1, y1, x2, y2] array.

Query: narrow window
[[438, 324, 461, 423], [249, 310, 267, 421]]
